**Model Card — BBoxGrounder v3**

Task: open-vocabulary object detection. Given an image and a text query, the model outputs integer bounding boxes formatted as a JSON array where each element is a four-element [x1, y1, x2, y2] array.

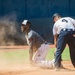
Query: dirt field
[[0, 45, 75, 75], [0, 61, 75, 75]]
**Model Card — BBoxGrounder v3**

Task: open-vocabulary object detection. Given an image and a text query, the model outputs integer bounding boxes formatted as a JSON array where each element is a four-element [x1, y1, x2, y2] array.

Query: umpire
[[52, 13, 75, 70]]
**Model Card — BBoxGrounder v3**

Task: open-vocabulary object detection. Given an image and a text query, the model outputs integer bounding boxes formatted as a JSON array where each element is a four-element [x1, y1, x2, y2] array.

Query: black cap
[[52, 13, 61, 19]]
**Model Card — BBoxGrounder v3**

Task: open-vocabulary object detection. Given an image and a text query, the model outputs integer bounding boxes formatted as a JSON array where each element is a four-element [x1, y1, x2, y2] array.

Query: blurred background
[[0, 0, 75, 45]]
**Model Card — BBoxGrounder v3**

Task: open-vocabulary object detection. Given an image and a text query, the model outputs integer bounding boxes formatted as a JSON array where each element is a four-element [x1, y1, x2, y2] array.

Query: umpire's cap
[[52, 13, 61, 19]]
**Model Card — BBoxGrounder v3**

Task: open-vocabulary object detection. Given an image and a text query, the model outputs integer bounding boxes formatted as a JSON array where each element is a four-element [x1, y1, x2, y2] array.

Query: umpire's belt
[[61, 28, 75, 31]]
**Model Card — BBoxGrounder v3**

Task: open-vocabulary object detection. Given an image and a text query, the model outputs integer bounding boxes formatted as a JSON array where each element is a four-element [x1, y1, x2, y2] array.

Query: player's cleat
[[37, 59, 55, 69]]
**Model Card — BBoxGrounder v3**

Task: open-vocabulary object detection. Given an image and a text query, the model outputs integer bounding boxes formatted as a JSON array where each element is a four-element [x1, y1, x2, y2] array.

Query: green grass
[[0, 50, 29, 64], [46, 47, 70, 60], [0, 47, 70, 64]]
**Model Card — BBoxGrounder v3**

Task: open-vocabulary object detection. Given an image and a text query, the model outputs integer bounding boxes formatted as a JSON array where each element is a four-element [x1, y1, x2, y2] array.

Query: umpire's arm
[[54, 34, 58, 47]]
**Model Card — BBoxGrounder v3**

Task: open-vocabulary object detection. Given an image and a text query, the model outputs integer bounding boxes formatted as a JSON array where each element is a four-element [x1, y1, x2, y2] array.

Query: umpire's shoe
[[54, 64, 66, 71]]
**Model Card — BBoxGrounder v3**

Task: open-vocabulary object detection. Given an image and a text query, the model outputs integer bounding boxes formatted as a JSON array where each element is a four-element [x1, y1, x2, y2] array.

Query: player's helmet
[[22, 20, 31, 27]]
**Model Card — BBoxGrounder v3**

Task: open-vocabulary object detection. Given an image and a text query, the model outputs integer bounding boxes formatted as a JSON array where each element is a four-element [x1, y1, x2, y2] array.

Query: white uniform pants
[[33, 43, 54, 68], [33, 43, 50, 63]]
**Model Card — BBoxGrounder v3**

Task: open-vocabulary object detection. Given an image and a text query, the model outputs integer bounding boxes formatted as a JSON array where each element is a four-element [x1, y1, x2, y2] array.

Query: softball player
[[21, 20, 54, 68], [52, 13, 75, 70]]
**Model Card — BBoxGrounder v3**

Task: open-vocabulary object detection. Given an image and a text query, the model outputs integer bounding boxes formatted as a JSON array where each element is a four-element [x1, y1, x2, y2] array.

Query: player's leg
[[34, 43, 50, 62], [33, 43, 55, 68], [37, 59, 55, 68]]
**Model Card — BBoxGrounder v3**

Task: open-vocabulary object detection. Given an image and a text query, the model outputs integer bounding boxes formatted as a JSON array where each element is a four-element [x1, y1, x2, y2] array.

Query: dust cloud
[[0, 15, 26, 46]]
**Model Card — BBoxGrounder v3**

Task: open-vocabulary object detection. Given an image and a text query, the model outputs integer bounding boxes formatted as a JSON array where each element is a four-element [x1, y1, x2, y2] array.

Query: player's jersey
[[53, 17, 75, 35], [25, 30, 45, 51]]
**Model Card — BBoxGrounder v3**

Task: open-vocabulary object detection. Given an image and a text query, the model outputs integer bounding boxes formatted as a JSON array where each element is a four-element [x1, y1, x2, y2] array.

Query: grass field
[[0, 47, 70, 64], [46, 47, 70, 60]]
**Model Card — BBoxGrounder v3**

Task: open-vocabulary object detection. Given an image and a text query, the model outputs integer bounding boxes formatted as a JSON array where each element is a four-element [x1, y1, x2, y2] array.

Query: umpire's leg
[[68, 34, 75, 68], [54, 31, 67, 68]]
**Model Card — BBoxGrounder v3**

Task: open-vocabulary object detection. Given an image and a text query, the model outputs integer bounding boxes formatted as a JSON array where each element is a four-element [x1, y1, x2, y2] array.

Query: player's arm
[[29, 35, 34, 63], [29, 38, 34, 63], [28, 32, 34, 62], [29, 45, 33, 62]]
